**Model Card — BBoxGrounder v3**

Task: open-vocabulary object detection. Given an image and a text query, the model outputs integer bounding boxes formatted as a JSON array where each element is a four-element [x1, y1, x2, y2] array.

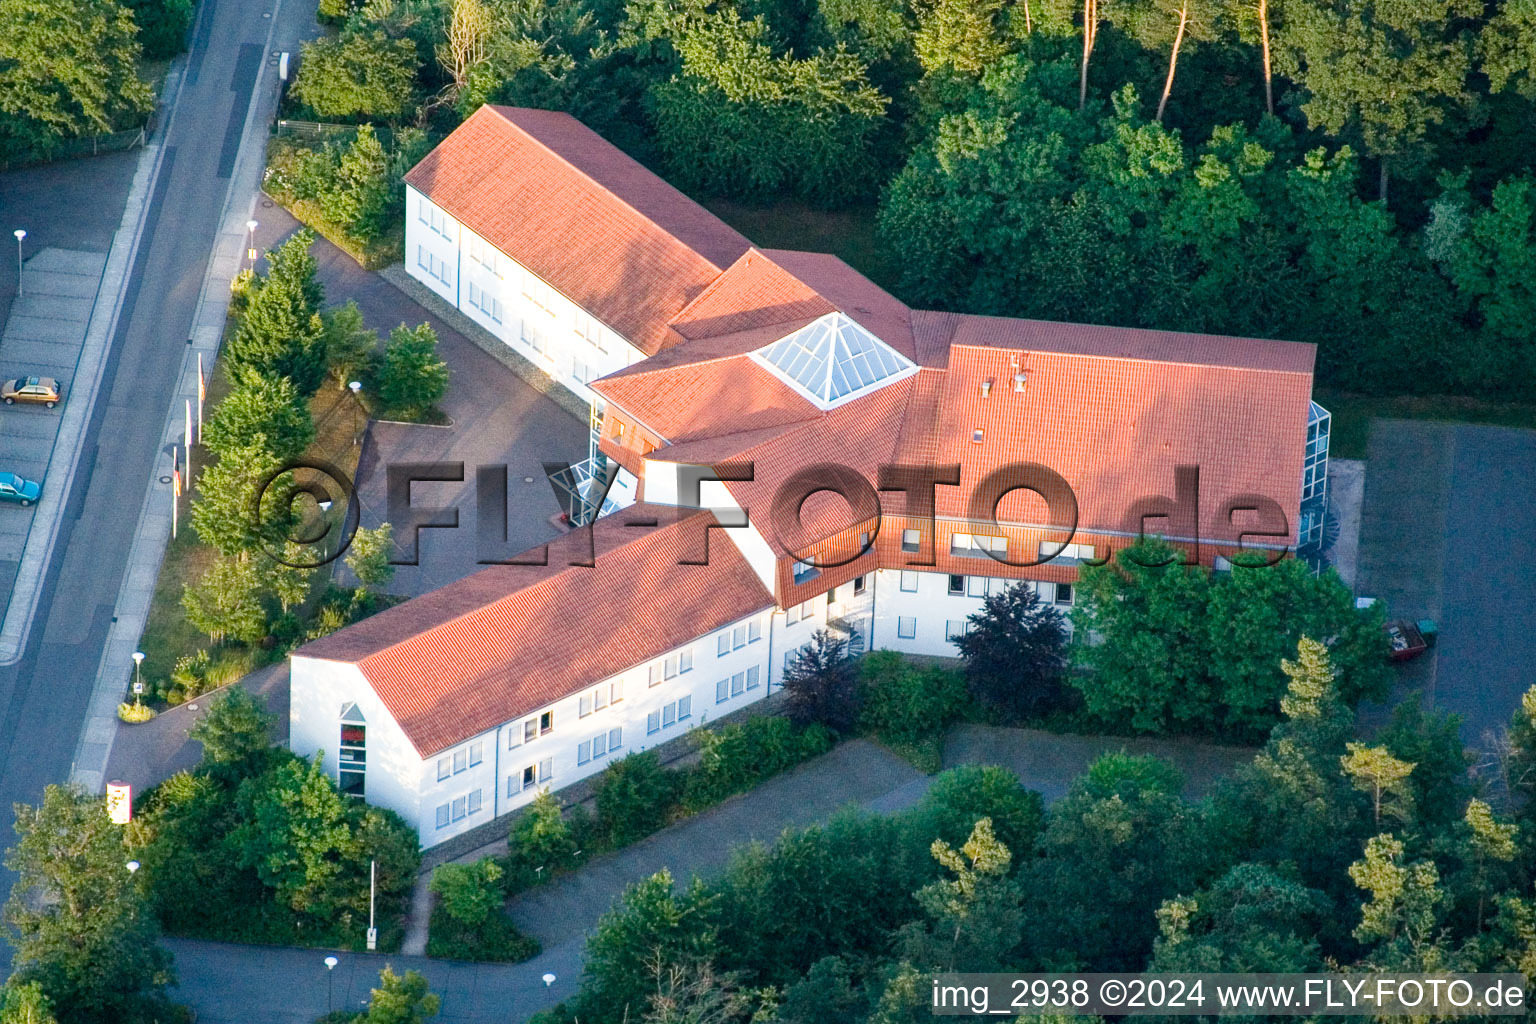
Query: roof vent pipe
[[980, 379, 992, 398], [1013, 372, 1028, 392]]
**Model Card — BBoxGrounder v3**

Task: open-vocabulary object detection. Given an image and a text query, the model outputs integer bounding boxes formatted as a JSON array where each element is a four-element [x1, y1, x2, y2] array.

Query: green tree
[[1340, 742, 1416, 827], [182, 556, 268, 645], [578, 870, 718, 1023], [913, 764, 1044, 859], [1446, 798, 1518, 932], [913, 0, 1008, 76], [1151, 862, 1326, 972], [647, 9, 889, 206], [0, 0, 153, 150], [1349, 833, 1443, 948], [228, 231, 327, 395], [1481, 0, 1536, 100], [1435, 176, 1536, 389], [1071, 538, 1215, 733], [595, 751, 679, 846], [123, 0, 194, 59], [781, 629, 861, 732], [361, 967, 441, 1024], [1272, 0, 1478, 198], [898, 818, 1023, 971], [0, 982, 57, 1024], [321, 300, 379, 390], [430, 858, 505, 926], [189, 685, 276, 766], [859, 651, 967, 746], [509, 789, 579, 871], [377, 323, 449, 417], [953, 581, 1067, 720], [202, 367, 316, 463], [346, 523, 397, 590], [293, 30, 420, 120], [190, 439, 296, 556], [230, 754, 356, 913], [3, 786, 174, 1024], [321, 125, 393, 241], [261, 542, 316, 614]]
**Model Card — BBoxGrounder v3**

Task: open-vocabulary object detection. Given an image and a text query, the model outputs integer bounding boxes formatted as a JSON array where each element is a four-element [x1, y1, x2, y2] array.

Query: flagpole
[[185, 399, 194, 485], [196, 353, 205, 443], [171, 445, 179, 540]]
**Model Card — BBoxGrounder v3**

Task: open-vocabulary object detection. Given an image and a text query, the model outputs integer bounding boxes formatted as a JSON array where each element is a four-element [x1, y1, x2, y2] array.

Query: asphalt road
[[0, 0, 317, 928]]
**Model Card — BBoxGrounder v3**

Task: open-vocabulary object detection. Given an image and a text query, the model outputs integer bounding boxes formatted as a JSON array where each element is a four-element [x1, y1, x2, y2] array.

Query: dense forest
[[280, 0, 1536, 400], [530, 641, 1536, 1024]]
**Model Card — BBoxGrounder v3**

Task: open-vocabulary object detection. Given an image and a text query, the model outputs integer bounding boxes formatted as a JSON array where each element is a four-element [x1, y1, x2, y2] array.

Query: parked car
[[0, 472, 41, 507], [2, 376, 63, 408]]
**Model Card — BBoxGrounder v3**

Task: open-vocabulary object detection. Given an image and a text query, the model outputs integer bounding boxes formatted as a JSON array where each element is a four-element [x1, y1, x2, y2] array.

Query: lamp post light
[[542, 973, 556, 988], [131, 651, 145, 706], [126, 860, 140, 875], [13, 229, 24, 297], [324, 956, 339, 1013], [348, 381, 364, 445], [245, 220, 258, 269]]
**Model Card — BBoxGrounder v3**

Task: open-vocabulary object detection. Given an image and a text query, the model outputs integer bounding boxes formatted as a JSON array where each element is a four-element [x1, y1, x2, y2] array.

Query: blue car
[[0, 472, 41, 507]]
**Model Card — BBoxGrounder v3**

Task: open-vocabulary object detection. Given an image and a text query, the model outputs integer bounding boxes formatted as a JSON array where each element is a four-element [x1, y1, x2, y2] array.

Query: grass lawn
[[1316, 387, 1536, 460], [134, 360, 370, 702], [703, 198, 901, 295]]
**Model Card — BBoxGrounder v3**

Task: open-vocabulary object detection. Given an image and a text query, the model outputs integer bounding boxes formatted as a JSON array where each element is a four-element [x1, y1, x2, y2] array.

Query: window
[[897, 616, 917, 639], [437, 758, 451, 781], [952, 534, 1007, 559], [793, 559, 820, 583], [522, 273, 555, 313], [572, 356, 593, 385], [948, 574, 965, 595], [415, 246, 450, 285], [339, 720, 366, 797], [610, 726, 623, 750], [1055, 582, 1074, 605], [593, 731, 608, 758], [647, 710, 661, 734], [435, 803, 449, 828], [539, 758, 552, 782], [902, 528, 922, 553], [716, 678, 729, 703], [578, 740, 591, 765], [574, 312, 608, 353], [469, 741, 483, 767], [1040, 541, 1097, 566], [900, 570, 919, 592], [523, 718, 538, 744], [853, 575, 866, 595], [579, 696, 592, 718], [468, 789, 482, 814], [717, 632, 730, 656], [678, 695, 691, 720], [946, 620, 968, 640], [663, 702, 677, 727], [466, 281, 503, 323], [967, 575, 989, 598], [522, 765, 535, 789], [784, 604, 799, 626], [658, 650, 692, 679], [748, 619, 762, 642], [453, 750, 467, 774], [746, 665, 760, 690], [540, 711, 554, 734], [732, 672, 746, 697], [612, 419, 626, 441], [419, 199, 450, 237], [452, 796, 467, 821], [522, 318, 550, 359]]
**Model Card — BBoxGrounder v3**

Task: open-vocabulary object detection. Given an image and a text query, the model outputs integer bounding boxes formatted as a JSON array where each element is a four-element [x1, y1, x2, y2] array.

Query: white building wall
[[295, 607, 777, 849], [869, 568, 1075, 657], [289, 657, 424, 836], [404, 185, 647, 406], [641, 460, 780, 595]]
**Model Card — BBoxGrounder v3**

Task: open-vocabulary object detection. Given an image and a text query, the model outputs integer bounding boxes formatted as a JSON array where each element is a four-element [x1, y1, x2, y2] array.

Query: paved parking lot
[[1356, 420, 1536, 745], [0, 249, 106, 604]]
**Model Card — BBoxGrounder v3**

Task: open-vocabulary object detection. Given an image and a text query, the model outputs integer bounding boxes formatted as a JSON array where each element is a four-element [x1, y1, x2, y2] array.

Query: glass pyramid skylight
[[754, 313, 914, 407]]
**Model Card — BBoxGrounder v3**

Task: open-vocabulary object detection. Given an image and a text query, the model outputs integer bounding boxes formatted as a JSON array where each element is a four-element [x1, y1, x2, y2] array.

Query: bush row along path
[[167, 725, 1253, 1023]]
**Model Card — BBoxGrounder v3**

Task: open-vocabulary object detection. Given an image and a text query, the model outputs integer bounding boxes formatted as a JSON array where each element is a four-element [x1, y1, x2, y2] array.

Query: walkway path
[[166, 726, 1255, 1023]]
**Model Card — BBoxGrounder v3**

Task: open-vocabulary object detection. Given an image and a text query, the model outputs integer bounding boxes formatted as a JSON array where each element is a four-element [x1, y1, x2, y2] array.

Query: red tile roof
[[402, 106, 751, 355], [295, 505, 773, 756]]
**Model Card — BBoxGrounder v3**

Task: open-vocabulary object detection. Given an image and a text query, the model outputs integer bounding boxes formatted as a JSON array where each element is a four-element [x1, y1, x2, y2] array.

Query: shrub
[[375, 323, 448, 419], [125, 0, 194, 59], [594, 751, 680, 847], [860, 651, 968, 748], [506, 790, 581, 890], [292, 31, 419, 121], [680, 716, 834, 812], [425, 897, 539, 962], [430, 859, 504, 926], [781, 630, 862, 732], [117, 702, 156, 723]]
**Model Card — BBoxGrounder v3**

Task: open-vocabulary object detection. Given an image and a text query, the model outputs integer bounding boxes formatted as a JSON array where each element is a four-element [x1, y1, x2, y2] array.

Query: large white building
[[291, 105, 1330, 848]]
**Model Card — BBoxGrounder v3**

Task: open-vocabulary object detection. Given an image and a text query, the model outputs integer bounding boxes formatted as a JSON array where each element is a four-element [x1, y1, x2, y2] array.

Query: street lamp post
[[13, 230, 24, 297], [126, 860, 140, 875], [245, 220, 258, 270], [348, 381, 364, 445], [131, 651, 145, 706], [542, 973, 557, 988], [324, 956, 339, 1013]]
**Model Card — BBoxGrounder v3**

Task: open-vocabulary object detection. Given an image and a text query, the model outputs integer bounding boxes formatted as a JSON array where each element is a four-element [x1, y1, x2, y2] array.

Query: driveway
[[252, 209, 591, 598], [165, 724, 1255, 1022], [1356, 421, 1536, 744]]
